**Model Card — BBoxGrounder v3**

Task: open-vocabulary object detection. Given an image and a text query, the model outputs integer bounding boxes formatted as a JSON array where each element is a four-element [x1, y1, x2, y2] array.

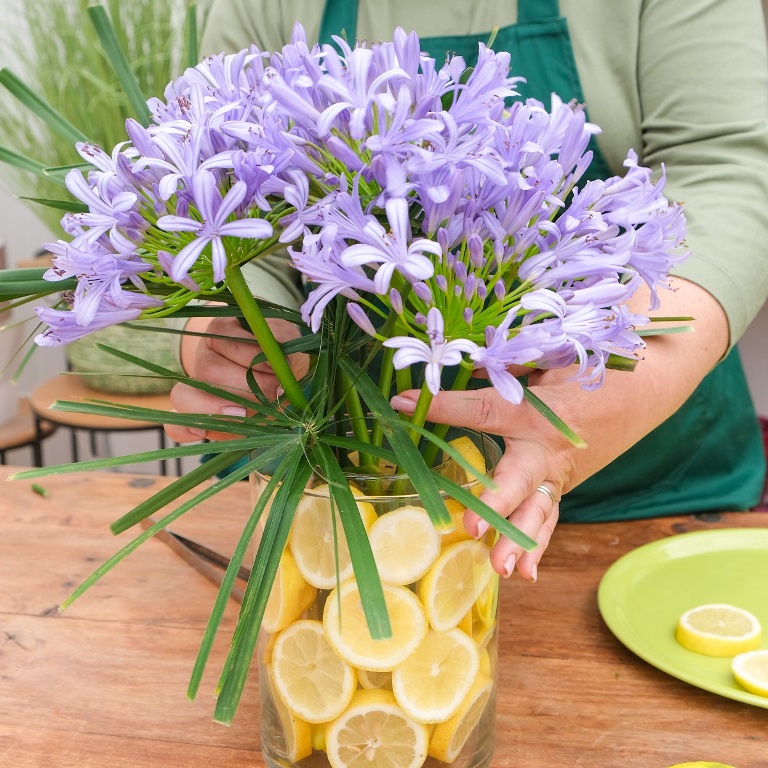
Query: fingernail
[[390, 395, 416, 414], [530, 562, 538, 583], [189, 428, 207, 439], [221, 405, 247, 417], [503, 554, 516, 578], [474, 519, 490, 540]]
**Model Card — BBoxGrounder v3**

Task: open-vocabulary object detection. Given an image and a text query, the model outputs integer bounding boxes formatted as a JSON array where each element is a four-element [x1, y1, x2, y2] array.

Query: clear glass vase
[[251, 430, 502, 768]]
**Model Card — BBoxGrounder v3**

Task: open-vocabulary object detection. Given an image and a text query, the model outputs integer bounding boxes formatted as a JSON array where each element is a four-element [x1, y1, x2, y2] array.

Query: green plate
[[597, 528, 768, 707]]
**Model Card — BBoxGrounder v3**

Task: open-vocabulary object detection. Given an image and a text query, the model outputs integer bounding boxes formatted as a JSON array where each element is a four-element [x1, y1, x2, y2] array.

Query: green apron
[[319, 0, 766, 521]]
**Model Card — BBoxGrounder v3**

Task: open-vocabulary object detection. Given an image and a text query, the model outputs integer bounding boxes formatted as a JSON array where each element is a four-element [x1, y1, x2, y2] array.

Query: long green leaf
[[19, 196, 89, 213], [0, 68, 90, 144], [432, 474, 538, 551], [0, 145, 51, 178], [314, 442, 391, 639], [393, 421, 497, 494], [185, 4, 199, 69], [9, 435, 287, 481], [338, 353, 452, 531], [636, 326, 694, 337], [60, 452, 258, 612], [214, 444, 312, 725], [188, 442, 300, 701], [92, 343, 293, 422], [43, 162, 94, 182], [110, 449, 251, 534], [523, 386, 587, 448], [87, 5, 152, 126]]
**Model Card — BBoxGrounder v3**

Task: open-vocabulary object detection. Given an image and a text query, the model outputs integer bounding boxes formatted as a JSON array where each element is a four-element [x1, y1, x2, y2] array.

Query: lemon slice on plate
[[272, 619, 357, 723], [428, 673, 493, 763], [262, 549, 317, 633], [392, 628, 480, 723], [325, 689, 429, 768], [323, 580, 428, 671], [419, 540, 494, 632], [675, 603, 762, 657], [368, 505, 441, 585], [289, 483, 377, 589], [732, 649, 768, 697]]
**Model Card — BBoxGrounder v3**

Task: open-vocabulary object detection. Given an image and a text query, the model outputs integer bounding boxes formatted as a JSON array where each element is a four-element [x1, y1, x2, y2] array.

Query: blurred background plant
[[0, 0, 211, 394], [0, 0, 211, 232]]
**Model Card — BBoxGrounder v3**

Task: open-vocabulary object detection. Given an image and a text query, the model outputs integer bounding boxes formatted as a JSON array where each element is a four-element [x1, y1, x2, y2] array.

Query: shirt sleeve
[[636, 0, 768, 346]]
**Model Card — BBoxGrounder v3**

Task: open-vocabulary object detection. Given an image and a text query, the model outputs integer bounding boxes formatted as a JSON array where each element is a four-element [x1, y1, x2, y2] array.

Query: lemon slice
[[439, 498, 473, 548], [392, 628, 480, 723], [666, 764, 738, 768], [264, 664, 312, 761], [323, 580, 428, 671], [675, 603, 762, 657], [732, 649, 768, 696], [289, 484, 377, 589], [445, 436, 488, 497], [358, 668, 393, 690], [272, 619, 357, 723], [428, 673, 493, 763], [262, 549, 318, 634], [368, 505, 441, 585], [419, 540, 494, 632], [325, 689, 429, 768]]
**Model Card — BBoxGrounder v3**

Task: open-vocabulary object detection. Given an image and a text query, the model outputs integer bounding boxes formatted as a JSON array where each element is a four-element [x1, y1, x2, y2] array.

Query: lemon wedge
[[675, 603, 762, 657]]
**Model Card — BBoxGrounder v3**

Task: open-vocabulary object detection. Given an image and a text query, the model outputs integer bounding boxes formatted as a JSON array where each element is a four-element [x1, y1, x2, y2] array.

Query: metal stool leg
[[70, 428, 79, 463], [33, 416, 44, 467]]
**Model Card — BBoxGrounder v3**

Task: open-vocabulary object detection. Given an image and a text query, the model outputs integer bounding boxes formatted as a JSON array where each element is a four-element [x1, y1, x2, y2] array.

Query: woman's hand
[[164, 314, 307, 443], [391, 277, 730, 580]]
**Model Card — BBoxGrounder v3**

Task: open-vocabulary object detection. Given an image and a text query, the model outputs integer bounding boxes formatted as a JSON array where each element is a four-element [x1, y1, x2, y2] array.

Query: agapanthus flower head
[[36, 23, 686, 404]]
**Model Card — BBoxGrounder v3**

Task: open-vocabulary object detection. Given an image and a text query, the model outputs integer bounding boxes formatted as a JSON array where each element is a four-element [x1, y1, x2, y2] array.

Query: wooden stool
[[28, 374, 181, 474], [0, 398, 57, 465]]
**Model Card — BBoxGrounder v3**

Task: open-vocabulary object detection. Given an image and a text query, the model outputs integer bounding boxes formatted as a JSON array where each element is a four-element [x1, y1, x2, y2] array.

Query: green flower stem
[[393, 383, 433, 492], [226, 263, 309, 412], [370, 346, 395, 449], [422, 363, 474, 469], [340, 370, 376, 468]]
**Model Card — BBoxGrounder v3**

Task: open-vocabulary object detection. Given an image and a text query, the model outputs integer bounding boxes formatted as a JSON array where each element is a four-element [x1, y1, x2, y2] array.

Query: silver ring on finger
[[535, 483, 557, 506]]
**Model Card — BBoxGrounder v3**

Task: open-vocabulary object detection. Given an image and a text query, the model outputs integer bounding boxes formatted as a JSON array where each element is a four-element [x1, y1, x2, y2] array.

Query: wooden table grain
[[1, 466, 766, 768]]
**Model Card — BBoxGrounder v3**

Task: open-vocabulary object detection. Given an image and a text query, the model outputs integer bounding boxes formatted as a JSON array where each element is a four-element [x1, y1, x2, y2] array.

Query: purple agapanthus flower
[[383, 307, 478, 395], [33, 18, 686, 410], [157, 170, 273, 282]]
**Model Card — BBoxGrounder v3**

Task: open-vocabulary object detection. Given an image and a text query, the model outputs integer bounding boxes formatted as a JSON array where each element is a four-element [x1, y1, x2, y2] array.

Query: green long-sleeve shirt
[[200, 0, 768, 347]]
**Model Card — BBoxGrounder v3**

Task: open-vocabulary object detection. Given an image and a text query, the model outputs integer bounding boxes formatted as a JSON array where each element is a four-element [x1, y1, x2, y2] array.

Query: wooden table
[[1, 466, 766, 768]]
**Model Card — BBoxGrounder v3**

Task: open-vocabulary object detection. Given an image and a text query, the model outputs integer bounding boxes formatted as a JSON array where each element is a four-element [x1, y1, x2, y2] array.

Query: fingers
[[164, 382, 252, 443], [487, 484, 560, 581], [392, 387, 531, 437], [168, 315, 306, 444], [454, 434, 566, 582]]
